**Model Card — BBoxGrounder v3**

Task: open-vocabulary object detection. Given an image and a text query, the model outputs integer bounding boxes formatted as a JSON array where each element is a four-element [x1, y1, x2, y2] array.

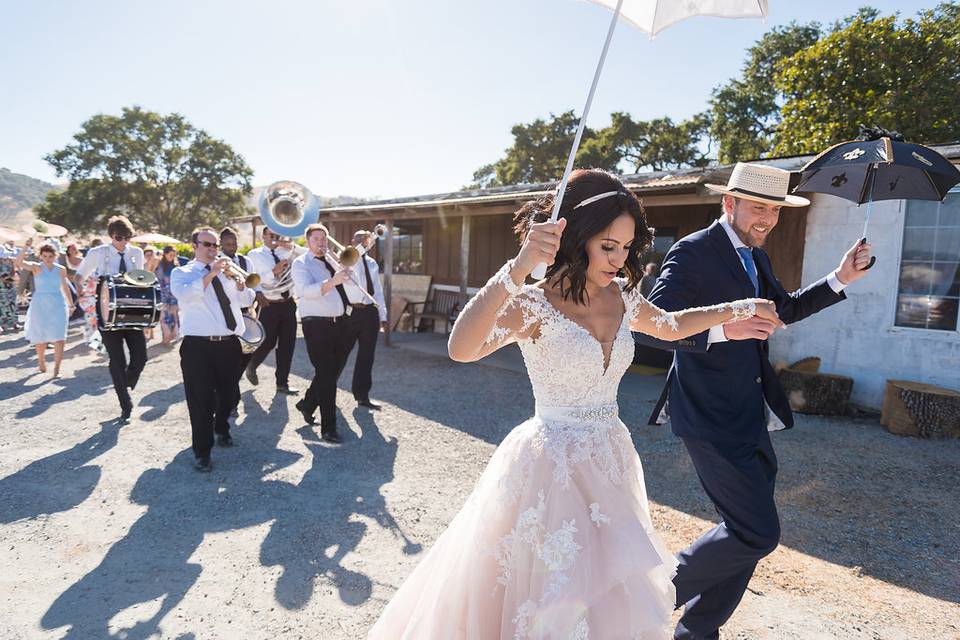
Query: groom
[[633, 163, 873, 639]]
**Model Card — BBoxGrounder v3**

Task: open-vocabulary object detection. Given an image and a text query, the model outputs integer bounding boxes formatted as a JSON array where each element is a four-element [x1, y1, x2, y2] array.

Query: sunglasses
[[196, 240, 220, 249], [112, 234, 131, 241]]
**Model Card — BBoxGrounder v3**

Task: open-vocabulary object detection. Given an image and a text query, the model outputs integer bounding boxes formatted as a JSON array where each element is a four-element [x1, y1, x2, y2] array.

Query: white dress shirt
[[706, 216, 847, 345], [171, 259, 256, 337], [76, 244, 145, 279], [292, 252, 347, 318], [245, 245, 288, 291], [342, 254, 387, 322]]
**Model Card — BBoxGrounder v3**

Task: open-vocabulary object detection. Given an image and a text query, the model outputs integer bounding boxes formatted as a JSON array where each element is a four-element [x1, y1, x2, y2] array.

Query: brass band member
[[75, 215, 145, 422], [290, 223, 351, 444], [343, 230, 387, 409], [220, 227, 254, 417], [244, 227, 299, 395], [172, 227, 256, 472]]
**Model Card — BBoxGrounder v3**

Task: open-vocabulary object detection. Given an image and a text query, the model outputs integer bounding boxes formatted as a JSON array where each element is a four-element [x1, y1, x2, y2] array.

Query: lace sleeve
[[482, 291, 543, 350], [620, 279, 756, 341]]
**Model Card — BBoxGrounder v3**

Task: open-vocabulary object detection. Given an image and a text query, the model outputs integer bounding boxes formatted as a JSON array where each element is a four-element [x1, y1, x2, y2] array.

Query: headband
[[572, 190, 621, 210]]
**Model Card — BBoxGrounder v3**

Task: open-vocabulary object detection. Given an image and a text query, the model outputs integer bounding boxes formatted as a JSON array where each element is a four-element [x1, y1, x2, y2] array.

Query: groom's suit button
[[755, 376, 762, 383]]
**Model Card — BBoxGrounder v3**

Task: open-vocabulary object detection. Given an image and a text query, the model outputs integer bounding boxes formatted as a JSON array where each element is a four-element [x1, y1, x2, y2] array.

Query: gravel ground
[[0, 327, 958, 640]]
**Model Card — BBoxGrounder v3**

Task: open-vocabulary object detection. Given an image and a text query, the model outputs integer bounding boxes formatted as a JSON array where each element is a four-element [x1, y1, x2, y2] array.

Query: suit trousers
[[247, 298, 297, 386], [345, 305, 379, 401], [180, 336, 242, 458], [100, 328, 147, 412], [301, 316, 351, 433], [673, 435, 780, 640]]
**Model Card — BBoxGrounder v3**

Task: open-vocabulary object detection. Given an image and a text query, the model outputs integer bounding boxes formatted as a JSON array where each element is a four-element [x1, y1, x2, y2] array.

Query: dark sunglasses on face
[[196, 240, 220, 249], [112, 234, 131, 241]]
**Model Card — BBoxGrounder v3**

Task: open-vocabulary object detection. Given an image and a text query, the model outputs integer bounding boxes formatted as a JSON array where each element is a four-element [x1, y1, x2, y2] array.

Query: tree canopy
[[470, 110, 710, 188], [36, 106, 254, 237]]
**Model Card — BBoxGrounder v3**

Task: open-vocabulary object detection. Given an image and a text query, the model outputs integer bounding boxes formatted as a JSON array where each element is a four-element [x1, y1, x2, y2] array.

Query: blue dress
[[24, 264, 68, 344]]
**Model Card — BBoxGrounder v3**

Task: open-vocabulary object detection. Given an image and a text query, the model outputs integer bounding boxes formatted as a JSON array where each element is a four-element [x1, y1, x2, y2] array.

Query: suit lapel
[[706, 221, 756, 298]]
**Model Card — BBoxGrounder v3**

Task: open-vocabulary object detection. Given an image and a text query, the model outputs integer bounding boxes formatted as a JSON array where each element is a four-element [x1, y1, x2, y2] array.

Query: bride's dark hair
[[513, 169, 654, 305]]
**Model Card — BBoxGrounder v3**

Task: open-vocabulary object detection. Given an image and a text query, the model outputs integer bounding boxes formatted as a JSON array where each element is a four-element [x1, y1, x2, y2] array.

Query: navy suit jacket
[[633, 220, 846, 442]]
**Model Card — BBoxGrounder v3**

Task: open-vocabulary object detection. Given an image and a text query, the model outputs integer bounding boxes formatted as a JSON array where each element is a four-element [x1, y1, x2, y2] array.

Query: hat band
[[728, 186, 786, 202]]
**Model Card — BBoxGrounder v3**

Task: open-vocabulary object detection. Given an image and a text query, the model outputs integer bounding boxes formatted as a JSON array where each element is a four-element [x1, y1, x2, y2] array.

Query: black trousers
[[673, 435, 780, 640], [344, 305, 379, 401], [180, 336, 242, 459], [301, 316, 351, 433], [99, 329, 147, 412], [247, 299, 297, 386]]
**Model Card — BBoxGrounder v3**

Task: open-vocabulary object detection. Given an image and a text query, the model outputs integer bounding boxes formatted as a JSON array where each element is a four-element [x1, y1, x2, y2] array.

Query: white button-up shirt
[[342, 254, 387, 322], [291, 251, 347, 318], [246, 245, 287, 290], [171, 259, 256, 337], [76, 243, 144, 279]]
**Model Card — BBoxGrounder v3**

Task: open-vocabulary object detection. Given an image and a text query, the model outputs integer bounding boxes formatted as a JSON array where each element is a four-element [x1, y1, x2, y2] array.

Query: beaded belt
[[536, 403, 619, 424]]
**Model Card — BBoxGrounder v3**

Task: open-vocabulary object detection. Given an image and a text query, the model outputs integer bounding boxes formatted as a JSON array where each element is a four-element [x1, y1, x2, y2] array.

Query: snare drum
[[97, 275, 162, 330], [238, 315, 265, 354]]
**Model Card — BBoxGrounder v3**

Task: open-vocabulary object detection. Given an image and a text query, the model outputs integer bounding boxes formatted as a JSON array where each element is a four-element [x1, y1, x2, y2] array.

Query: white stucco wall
[[769, 193, 960, 409]]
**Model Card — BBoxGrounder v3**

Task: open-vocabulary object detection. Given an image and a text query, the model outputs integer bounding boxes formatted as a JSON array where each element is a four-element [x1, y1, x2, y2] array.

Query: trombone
[[324, 236, 380, 307]]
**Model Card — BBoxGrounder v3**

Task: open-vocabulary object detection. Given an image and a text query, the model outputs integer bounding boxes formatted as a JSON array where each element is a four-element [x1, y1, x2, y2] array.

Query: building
[[235, 143, 960, 410]]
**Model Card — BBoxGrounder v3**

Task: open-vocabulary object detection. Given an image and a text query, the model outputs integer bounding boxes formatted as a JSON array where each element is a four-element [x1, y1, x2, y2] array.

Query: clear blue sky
[[0, 0, 934, 199]]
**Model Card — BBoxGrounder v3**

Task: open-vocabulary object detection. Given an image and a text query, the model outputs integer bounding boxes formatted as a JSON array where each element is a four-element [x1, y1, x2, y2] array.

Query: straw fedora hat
[[705, 162, 809, 207]]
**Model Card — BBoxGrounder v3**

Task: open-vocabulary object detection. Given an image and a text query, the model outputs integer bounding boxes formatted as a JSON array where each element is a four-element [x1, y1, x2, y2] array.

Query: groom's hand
[[723, 317, 780, 340]]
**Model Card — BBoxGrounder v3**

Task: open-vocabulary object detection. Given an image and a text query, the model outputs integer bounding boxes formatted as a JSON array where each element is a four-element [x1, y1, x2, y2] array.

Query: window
[[895, 191, 960, 331], [378, 221, 424, 274]]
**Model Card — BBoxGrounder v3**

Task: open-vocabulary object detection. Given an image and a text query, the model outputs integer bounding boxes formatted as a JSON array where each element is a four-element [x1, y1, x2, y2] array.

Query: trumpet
[[221, 259, 261, 288]]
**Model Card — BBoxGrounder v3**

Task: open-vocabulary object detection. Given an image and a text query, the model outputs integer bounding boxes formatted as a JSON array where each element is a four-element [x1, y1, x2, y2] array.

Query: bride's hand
[[751, 299, 786, 328], [513, 218, 566, 280]]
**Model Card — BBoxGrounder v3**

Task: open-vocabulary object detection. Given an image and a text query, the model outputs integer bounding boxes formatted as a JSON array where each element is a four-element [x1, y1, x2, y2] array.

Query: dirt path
[[1, 330, 957, 639]]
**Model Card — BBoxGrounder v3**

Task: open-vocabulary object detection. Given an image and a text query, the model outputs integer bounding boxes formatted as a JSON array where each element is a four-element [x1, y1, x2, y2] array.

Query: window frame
[[888, 186, 960, 338]]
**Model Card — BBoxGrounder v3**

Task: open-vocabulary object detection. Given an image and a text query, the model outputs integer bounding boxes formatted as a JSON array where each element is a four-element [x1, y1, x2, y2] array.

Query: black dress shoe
[[230, 407, 239, 418], [276, 385, 300, 396], [245, 367, 259, 386], [356, 399, 381, 410], [119, 405, 132, 423], [321, 430, 343, 444], [294, 400, 318, 425], [217, 433, 234, 447], [194, 456, 212, 472]]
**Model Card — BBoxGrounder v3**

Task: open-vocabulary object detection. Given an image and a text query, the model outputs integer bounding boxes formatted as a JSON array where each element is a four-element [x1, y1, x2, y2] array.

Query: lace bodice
[[487, 279, 648, 410]]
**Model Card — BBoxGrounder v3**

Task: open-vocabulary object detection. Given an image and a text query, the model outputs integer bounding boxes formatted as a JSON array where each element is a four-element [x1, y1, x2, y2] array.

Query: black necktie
[[362, 256, 374, 295], [318, 256, 351, 313], [271, 249, 290, 299], [118, 252, 127, 274], [206, 265, 237, 331]]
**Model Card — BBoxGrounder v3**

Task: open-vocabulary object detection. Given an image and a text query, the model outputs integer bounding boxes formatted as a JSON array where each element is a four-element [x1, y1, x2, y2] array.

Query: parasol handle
[[858, 172, 877, 270], [530, 0, 624, 281], [858, 237, 876, 271]]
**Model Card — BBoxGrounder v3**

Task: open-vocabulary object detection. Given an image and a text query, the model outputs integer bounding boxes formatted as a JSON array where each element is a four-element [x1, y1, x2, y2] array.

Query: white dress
[[369, 278, 678, 639]]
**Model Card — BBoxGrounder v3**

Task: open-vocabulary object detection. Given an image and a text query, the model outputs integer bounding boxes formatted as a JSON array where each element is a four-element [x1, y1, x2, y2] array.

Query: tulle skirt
[[369, 406, 677, 639]]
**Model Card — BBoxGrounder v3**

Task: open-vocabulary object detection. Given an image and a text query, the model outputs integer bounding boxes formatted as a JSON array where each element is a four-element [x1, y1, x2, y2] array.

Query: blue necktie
[[737, 247, 760, 295]]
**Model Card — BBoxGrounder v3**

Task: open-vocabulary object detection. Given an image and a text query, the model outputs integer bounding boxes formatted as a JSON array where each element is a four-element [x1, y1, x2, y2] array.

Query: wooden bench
[[408, 289, 466, 334]]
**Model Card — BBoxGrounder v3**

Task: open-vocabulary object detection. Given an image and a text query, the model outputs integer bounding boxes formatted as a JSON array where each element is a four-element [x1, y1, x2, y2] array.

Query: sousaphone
[[258, 180, 320, 239]]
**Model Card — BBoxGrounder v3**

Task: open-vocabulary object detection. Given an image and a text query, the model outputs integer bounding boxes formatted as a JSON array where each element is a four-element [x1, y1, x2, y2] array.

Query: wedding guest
[[19, 243, 73, 377]]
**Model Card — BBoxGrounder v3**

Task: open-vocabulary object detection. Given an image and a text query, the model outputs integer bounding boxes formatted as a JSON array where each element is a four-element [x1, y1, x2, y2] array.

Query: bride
[[369, 169, 783, 639]]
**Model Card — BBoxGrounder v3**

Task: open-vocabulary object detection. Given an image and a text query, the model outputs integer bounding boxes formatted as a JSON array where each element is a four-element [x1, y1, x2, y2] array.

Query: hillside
[[0, 168, 58, 223]]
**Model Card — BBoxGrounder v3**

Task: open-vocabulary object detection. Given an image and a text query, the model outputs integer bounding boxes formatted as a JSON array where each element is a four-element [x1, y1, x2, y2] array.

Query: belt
[[536, 404, 619, 424], [186, 334, 237, 342], [350, 303, 374, 309], [302, 315, 347, 323]]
